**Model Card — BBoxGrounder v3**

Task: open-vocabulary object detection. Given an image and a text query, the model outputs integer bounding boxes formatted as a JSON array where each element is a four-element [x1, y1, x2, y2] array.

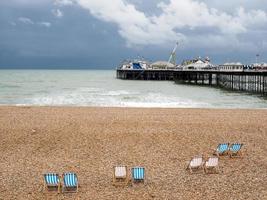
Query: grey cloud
[[18, 17, 34, 24], [74, 0, 267, 52], [54, 0, 73, 6], [37, 22, 51, 27], [0, 0, 267, 68], [52, 9, 63, 18], [201, 0, 267, 13], [1, 0, 52, 7], [17, 17, 51, 27]]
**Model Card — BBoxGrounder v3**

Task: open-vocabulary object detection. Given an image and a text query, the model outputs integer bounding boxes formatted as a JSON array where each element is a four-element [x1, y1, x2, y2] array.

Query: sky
[[0, 0, 267, 69]]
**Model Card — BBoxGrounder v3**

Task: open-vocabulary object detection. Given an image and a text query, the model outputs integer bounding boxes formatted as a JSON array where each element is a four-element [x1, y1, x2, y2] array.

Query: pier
[[116, 69, 267, 96], [116, 69, 174, 80]]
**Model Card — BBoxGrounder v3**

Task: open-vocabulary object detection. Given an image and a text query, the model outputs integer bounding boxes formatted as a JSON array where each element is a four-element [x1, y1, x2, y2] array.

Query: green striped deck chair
[[132, 167, 145, 183], [43, 173, 60, 193], [214, 143, 229, 156], [62, 172, 78, 193], [229, 143, 243, 157]]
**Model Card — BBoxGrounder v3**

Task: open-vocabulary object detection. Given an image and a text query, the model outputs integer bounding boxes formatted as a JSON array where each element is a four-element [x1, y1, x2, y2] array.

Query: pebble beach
[[0, 106, 266, 199]]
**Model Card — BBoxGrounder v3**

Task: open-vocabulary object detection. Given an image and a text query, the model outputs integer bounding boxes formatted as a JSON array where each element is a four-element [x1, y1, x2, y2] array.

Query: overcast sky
[[0, 0, 267, 68]]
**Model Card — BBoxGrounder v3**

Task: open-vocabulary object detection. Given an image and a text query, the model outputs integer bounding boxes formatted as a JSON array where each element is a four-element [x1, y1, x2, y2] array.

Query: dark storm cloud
[[0, 0, 266, 68], [0, 1, 134, 68]]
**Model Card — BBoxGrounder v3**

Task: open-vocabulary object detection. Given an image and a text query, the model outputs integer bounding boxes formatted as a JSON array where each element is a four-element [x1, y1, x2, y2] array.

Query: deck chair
[[113, 166, 128, 185], [132, 167, 145, 183], [214, 143, 229, 156], [187, 155, 204, 173], [204, 157, 219, 174], [43, 173, 60, 193], [229, 143, 243, 158], [62, 172, 78, 193]]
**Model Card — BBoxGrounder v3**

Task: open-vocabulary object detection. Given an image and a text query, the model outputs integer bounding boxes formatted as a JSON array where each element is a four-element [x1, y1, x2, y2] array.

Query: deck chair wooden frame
[[214, 143, 230, 156], [187, 155, 204, 174], [204, 157, 219, 174], [229, 143, 243, 158], [43, 173, 60, 194], [113, 166, 128, 186], [62, 172, 78, 193], [131, 167, 145, 183]]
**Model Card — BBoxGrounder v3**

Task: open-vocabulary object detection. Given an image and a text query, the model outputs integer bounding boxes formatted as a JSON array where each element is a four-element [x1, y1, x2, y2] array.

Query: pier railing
[[116, 69, 267, 96]]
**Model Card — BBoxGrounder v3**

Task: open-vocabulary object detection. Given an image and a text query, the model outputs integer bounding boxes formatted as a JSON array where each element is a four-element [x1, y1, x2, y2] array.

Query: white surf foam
[[27, 89, 210, 108]]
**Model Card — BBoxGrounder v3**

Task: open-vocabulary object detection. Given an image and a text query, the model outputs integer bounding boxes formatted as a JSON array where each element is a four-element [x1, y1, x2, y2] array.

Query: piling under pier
[[116, 69, 174, 80]]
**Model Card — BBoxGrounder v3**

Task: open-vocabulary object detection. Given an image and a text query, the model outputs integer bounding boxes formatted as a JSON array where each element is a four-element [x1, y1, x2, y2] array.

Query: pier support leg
[[209, 73, 212, 85]]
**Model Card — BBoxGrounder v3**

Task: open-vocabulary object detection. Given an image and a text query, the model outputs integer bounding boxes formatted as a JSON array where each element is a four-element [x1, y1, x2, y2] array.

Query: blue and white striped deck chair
[[132, 167, 145, 183], [43, 173, 60, 193], [229, 143, 243, 157], [214, 143, 229, 156], [62, 172, 78, 193]]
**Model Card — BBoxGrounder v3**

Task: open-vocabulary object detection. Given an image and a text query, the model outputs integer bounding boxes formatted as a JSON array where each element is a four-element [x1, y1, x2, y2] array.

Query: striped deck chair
[[214, 143, 229, 156], [43, 173, 60, 193], [204, 157, 219, 174], [187, 155, 204, 173], [132, 167, 145, 183], [62, 172, 78, 193], [229, 143, 243, 158], [113, 166, 128, 185]]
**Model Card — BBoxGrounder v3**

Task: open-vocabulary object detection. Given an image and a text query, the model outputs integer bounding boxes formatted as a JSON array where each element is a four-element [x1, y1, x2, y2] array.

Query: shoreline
[[1, 106, 266, 199], [0, 105, 267, 110]]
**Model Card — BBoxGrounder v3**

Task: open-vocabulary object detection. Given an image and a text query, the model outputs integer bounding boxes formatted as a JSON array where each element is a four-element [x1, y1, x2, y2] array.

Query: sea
[[0, 69, 266, 108]]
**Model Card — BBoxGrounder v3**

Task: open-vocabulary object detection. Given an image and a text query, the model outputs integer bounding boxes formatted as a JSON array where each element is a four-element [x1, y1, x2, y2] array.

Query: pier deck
[[116, 69, 267, 95]]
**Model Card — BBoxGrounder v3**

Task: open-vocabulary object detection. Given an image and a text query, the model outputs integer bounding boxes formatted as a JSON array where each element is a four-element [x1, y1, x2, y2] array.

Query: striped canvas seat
[[217, 143, 229, 154], [190, 157, 203, 168], [63, 173, 78, 187], [115, 166, 127, 178], [229, 143, 243, 157], [188, 155, 204, 173], [230, 143, 242, 153], [205, 157, 218, 167], [205, 157, 219, 174], [44, 173, 59, 186], [132, 167, 145, 181]]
